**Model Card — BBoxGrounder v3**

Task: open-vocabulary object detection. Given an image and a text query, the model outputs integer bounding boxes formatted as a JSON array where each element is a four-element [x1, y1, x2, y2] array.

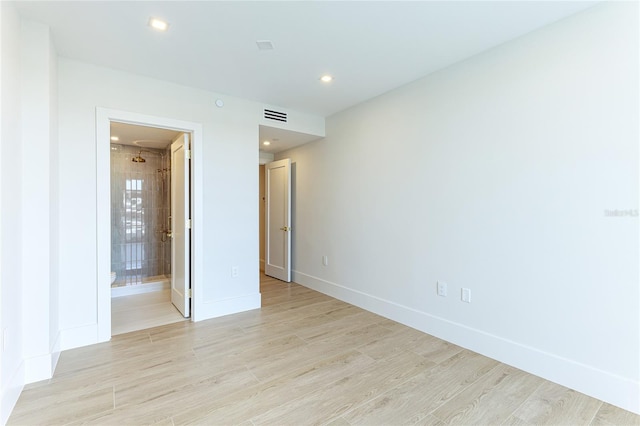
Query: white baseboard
[[50, 330, 61, 377], [111, 280, 169, 298], [23, 331, 62, 384], [292, 270, 640, 415], [1, 360, 24, 425], [60, 324, 99, 351], [193, 292, 261, 322], [24, 353, 54, 384]]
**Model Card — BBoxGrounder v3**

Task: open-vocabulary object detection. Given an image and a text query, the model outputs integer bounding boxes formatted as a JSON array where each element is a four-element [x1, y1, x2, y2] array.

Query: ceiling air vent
[[264, 109, 287, 123]]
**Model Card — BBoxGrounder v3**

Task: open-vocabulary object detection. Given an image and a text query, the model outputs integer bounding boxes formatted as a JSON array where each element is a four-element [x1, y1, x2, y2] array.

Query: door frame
[[265, 158, 291, 282], [96, 108, 203, 342], [170, 133, 191, 318]]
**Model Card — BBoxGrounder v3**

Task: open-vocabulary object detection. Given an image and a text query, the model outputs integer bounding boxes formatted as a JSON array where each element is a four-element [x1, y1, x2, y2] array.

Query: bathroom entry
[[170, 133, 191, 317], [109, 122, 190, 334], [110, 143, 172, 288]]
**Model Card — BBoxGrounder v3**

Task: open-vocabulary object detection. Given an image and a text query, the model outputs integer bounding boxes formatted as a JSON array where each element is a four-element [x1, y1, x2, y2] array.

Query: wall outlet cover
[[462, 288, 471, 303], [437, 281, 447, 297]]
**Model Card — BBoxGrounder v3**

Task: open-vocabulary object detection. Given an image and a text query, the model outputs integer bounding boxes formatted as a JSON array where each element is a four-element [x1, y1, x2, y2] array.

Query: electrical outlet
[[322, 255, 328, 266], [437, 281, 447, 297], [462, 288, 471, 303], [231, 266, 239, 278]]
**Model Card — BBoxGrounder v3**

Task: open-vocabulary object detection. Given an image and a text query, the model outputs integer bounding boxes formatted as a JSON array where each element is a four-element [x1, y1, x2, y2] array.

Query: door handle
[[280, 226, 290, 232]]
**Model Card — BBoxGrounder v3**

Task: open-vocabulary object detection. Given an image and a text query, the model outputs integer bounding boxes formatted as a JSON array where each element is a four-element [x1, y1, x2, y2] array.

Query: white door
[[171, 133, 191, 317], [265, 159, 292, 282]]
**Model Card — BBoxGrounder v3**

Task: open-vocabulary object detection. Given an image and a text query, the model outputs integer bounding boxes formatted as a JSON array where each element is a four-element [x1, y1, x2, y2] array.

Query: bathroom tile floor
[[111, 289, 187, 335]]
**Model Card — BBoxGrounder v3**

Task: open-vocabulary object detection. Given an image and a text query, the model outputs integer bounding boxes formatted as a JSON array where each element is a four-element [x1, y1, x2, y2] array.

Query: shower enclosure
[[110, 144, 171, 287]]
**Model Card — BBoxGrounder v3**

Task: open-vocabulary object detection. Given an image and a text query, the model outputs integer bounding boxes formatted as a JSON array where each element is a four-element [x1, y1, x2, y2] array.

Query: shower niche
[[110, 144, 172, 289]]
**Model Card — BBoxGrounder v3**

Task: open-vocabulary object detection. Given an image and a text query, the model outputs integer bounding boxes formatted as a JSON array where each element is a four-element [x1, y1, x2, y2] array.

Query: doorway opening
[[109, 122, 188, 335], [264, 158, 291, 282], [96, 108, 203, 342]]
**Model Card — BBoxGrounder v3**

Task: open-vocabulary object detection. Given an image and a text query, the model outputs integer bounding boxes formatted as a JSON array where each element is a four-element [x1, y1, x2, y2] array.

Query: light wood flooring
[[111, 289, 187, 336], [9, 274, 640, 425]]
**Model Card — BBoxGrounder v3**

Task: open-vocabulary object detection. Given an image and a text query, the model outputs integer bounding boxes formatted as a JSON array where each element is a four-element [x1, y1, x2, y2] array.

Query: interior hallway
[[9, 274, 639, 424]]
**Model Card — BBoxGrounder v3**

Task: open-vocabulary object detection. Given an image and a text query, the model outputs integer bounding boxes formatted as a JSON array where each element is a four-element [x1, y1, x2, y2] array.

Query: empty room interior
[[1, 1, 639, 424]]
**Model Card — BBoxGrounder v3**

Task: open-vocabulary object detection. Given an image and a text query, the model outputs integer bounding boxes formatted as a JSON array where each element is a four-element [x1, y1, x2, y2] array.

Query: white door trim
[[170, 133, 191, 318], [96, 108, 203, 342], [265, 158, 291, 282]]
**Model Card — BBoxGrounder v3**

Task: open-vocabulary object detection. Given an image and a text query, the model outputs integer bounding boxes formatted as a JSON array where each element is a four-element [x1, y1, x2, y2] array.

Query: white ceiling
[[258, 125, 323, 155], [14, 1, 597, 153], [110, 122, 182, 150]]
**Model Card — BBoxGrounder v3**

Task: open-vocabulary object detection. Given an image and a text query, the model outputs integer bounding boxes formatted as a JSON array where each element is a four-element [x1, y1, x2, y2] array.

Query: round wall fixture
[[215, 99, 224, 108]]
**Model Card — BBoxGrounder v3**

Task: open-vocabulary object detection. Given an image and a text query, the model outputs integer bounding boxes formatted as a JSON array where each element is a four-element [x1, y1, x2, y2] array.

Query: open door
[[265, 159, 291, 282], [171, 133, 191, 317]]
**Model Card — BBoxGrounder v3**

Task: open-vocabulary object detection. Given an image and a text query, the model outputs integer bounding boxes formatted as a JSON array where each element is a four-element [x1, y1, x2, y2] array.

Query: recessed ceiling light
[[320, 75, 333, 83], [110, 136, 119, 141], [256, 40, 274, 50], [263, 141, 271, 146], [149, 17, 169, 32]]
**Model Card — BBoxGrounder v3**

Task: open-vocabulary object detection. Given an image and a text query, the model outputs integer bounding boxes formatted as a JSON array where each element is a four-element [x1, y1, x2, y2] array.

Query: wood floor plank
[[506, 380, 603, 425], [240, 302, 363, 342], [431, 364, 545, 425], [356, 324, 432, 361], [8, 385, 114, 425], [111, 289, 187, 335], [294, 310, 387, 342], [410, 333, 465, 364], [592, 402, 640, 425], [414, 414, 447, 425], [172, 350, 377, 424], [52, 332, 152, 376], [7, 273, 640, 425], [341, 350, 498, 425], [113, 353, 218, 408], [71, 368, 259, 425], [248, 338, 367, 382], [245, 314, 396, 383], [253, 298, 358, 329], [261, 290, 334, 313], [326, 417, 353, 426], [250, 350, 434, 425], [307, 322, 395, 351]]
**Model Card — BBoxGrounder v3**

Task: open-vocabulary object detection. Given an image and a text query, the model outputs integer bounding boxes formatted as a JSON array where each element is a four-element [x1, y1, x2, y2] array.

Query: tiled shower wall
[[111, 144, 171, 286]]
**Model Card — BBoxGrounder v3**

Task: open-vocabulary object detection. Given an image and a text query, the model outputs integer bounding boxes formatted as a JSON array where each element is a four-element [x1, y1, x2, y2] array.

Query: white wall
[[1, 11, 60, 421], [47, 18, 60, 377], [0, 13, 326, 420], [57, 59, 324, 349], [260, 104, 325, 139], [0, 2, 24, 423], [278, 2, 639, 414], [20, 19, 59, 384], [259, 165, 265, 270]]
